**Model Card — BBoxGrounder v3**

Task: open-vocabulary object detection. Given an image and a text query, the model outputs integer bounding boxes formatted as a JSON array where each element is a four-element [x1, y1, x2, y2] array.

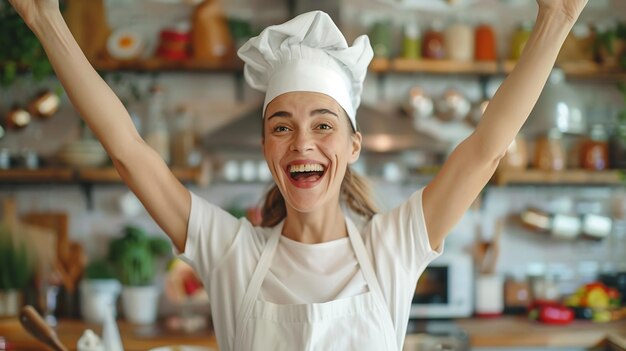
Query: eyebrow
[[267, 109, 339, 120]]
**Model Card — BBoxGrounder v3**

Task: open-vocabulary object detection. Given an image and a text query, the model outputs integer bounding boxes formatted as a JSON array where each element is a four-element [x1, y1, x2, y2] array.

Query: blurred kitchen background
[[1, 0, 626, 349]]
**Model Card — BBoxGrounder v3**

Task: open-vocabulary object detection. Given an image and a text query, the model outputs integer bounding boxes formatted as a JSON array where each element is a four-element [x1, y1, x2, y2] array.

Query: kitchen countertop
[[1, 316, 625, 350], [456, 316, 626, 349], [0, 318, 218, 351]]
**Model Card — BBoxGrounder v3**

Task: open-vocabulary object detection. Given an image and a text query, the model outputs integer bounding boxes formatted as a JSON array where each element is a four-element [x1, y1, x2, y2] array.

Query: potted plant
[[595, 21, 626, 69], [0, 225, 34, 317], [79, 259, 121, 324], [0, 2, 53, 86], [109, 226, 170, 325]]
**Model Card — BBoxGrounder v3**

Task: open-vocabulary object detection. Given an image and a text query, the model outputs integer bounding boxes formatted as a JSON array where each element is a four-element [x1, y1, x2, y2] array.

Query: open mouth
[[287, 163, 326, 185]]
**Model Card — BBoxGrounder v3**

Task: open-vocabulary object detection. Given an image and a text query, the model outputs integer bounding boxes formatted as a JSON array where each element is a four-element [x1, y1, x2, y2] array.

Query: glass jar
[[370, 20, 392, 59], [422, 20, 445, 60], [475, 23, 497, 62], [510, 21, 533, 60], [580, 124, 609, 171], [402, 21, 421, 60], [444, 22, 474, 62], [533, 129, 566, 171], [144, 85, 171, 165]]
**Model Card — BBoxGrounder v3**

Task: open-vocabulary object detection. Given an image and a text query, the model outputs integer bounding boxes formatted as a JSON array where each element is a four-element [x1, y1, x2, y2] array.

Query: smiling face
[[263, 92, 362, 214]]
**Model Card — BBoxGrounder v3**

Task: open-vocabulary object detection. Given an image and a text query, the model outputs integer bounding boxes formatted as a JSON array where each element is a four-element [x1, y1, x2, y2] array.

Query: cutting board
[[21, 212, 86, 293], [63, 0, 110, 61], [1, 199, 57, 276]]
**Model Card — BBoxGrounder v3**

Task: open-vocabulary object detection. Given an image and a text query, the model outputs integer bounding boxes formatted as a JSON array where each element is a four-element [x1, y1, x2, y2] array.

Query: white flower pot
[[80, 279, 122, 324], [0, 290, 21, 317], [121, 285, 160, 325]]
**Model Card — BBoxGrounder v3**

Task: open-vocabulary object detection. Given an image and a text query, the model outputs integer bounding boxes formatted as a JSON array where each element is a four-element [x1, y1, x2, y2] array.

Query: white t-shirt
[[180, 188, 442, 350]]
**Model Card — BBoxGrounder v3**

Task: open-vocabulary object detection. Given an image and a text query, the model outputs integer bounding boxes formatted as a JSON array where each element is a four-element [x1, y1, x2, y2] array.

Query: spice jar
[[422, 19, 445, 60], [510, 21, 533, 60], [580, 124, 609, 171], [533, 129, 566, 171], [157, 24, 191, 61], [609, 124, 626, 169], [444, 21, 474, 62], [475, 23, 497, 61], [402, 21, 421, 60], [370, 20, 392, 59]]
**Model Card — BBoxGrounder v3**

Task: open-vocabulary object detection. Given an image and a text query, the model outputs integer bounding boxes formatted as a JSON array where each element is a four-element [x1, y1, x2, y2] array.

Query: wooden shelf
[[0, 166, 208, 186], [493, 169, 624, 186], [0, 168, 74, 183], [92, 57, 243, 72], [78, 166, 208, 185], [371, 58, 626, 81], [393, 58, 499, 74]]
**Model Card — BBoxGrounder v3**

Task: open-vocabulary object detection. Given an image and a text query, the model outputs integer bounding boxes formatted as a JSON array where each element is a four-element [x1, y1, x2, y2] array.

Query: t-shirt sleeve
[[371, 187, 443, 275], [178, 190, 249, 281]]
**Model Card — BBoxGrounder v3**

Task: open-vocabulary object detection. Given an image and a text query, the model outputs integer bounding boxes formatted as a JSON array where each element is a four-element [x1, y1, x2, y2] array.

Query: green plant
[[0, 2, 53, 86], [0, 225, 33, 291], [109, 226, 171, 286], [84, 259, 117, 280]]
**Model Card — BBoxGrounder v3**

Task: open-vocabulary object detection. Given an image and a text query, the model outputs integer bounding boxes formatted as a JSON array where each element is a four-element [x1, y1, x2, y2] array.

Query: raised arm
[[422, 0, 588, 249], [9, 0, 190, 251]]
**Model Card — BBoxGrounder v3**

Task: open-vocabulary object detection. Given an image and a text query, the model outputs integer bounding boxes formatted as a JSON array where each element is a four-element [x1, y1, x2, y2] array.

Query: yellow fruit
[[584, 287, 610, 308]]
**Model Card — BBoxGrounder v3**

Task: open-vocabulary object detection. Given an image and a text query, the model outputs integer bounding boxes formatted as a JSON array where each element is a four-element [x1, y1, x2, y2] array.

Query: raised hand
[[7, 0, 60, 27], [536, 0, 589, 22]]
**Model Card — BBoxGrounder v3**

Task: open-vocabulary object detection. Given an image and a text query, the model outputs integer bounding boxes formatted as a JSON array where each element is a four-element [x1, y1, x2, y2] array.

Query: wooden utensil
[[19, 305, 68, 351]]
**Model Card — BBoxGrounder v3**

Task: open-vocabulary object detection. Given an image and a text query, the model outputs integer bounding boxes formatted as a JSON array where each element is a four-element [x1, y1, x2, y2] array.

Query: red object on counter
[[528, 300, 574, 325]]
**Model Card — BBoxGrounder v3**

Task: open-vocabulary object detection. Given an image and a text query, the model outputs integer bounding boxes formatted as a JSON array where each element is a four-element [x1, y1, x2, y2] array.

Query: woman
[[8, 0, 588, 349]]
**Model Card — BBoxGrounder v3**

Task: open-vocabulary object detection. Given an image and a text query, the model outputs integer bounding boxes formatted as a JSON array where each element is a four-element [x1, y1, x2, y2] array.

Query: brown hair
[[260, 113, 378, 227]]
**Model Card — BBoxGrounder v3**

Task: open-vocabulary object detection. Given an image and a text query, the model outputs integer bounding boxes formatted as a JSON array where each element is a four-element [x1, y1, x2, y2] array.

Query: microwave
[[409, 253, 473, 319]]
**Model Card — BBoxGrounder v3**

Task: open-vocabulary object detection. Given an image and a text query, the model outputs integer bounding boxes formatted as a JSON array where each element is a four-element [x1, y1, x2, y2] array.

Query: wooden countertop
[[2, 316, 625, 350], [0, 318, 218, 351], [456, 316, 626, 348]]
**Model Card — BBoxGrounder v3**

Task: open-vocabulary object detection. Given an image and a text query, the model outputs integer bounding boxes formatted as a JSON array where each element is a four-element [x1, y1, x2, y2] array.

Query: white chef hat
[[237, 11, 373, 130]]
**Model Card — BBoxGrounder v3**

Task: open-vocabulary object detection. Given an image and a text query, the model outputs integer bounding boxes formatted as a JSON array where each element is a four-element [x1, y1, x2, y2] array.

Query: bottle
[[422, 19, 445, 60], [444, 20, 474, 62], [192, 0, 236, 65], [370, 19, 392, 59], [510, 21, 533, 60], [171, 105, 195, 168], [475, 23, 497, 62], [580, 124, 609, 171], [144, 85, 171, 164], [402, 21, 421, 60], [533, 129, 566, 171]]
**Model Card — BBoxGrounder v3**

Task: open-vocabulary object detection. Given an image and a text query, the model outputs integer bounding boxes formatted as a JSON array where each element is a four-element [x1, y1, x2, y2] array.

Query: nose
[[290, 129, 314, 153]]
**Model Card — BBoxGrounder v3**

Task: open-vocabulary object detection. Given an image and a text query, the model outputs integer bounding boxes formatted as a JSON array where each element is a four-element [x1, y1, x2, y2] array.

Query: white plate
[[149, 347, 216, 351]]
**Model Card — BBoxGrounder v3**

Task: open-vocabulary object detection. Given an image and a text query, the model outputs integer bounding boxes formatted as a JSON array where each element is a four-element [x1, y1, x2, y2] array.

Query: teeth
[[289, 164, 324, 173]]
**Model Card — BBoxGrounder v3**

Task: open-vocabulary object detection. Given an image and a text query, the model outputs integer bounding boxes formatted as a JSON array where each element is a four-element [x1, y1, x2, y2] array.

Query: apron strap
[[346, 217, 399, 350], [234, 222, 282, 348], [346, 218, 385, 302]]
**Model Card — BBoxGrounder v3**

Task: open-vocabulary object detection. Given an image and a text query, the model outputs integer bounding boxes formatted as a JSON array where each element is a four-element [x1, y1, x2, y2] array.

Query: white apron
[[233, 218, 399, 351]]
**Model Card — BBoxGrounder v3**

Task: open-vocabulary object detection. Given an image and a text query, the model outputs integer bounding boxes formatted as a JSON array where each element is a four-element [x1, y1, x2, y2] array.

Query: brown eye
[[274, 125, 290, 132], [317, 123, 332, 130]]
